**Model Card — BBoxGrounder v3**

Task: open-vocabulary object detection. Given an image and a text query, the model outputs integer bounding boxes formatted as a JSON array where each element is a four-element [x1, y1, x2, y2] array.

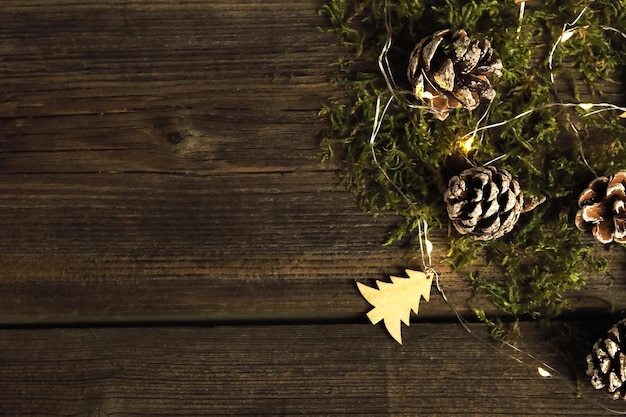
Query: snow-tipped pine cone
[[444, 166, 523, 240], [407, 29, 502, 121], [575, 172, 626, 244], [587, 319, 626, 399]]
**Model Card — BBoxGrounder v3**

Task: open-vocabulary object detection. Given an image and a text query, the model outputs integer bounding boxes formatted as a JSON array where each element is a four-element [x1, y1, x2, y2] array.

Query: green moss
[[319, 0, 626, 332]]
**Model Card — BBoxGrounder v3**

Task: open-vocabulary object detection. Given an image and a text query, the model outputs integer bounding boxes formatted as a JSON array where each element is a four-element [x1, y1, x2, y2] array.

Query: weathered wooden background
[[1, 1, 625, 415]]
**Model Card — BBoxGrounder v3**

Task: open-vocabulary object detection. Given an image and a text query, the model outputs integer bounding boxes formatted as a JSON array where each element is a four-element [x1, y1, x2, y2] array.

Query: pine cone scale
[[587, 319, 626, 399], [593, 343, 610, 374], [576, 172, 626, 243], [614, 218, 626, 242], [503, 188, 521, 213], [452, 87, 479, 110], [478, 216, 501, 235], [433, 59, 455, 91], [483, 199, 500, 218], [459, 43, 482, 73], [408, 29, 502, 120], [596, 222, 614, 244], [466, 204, 482, 224], [581, 202, 607, 223], [607, 181, 626, 200], [485, 182, 499, 201], [619, 353, 626, 382], [421, 34, 445, 71], [444, 166, 523, 240], [607, 338, 621, 357]]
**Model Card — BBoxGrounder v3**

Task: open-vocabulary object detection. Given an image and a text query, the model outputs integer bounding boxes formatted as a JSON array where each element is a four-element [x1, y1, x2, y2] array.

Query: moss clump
[[319, 0, 625, 330]]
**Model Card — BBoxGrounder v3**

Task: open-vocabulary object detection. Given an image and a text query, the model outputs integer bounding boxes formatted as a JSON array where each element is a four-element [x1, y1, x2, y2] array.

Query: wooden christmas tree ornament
[[357, 269, 433, 344]]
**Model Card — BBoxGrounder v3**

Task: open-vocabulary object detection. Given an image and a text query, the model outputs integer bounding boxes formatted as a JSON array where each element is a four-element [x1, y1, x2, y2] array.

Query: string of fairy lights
[[365, 0, 626, 412]]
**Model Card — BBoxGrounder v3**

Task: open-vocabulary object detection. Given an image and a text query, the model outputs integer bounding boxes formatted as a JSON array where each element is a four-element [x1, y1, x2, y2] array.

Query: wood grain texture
[[0, 2, 624, 415], [0, 1, 623, 325], [0, 0, 401, 323], [0, 322, 621, 416]]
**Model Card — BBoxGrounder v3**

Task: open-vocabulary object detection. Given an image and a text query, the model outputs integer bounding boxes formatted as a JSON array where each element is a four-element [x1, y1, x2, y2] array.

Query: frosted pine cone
[[575, 172, 626, 244], [586, 319, 626, 400], [444, 166, 523, 240], [407, 29, 502, 121]]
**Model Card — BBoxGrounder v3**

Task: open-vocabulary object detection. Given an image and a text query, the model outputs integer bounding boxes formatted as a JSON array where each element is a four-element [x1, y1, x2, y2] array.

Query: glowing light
[[560, 26, 588, 44], [414, 80, 435, 100], [579, 103, 594, 110], [619, 111, 626, 119], [461, 135, 474, 153], [537, 367, 552, 378], [559, 29, 576, 43], [516, 1, 526, 35], [423, 221, 433, 258]]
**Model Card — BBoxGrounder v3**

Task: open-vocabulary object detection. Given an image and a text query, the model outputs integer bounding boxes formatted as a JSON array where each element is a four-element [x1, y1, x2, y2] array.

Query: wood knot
[[166, 131, 183, 145]]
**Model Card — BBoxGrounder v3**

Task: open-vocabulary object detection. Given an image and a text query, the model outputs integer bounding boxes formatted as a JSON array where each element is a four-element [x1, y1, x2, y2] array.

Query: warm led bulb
[[461, 136, 474, 153]]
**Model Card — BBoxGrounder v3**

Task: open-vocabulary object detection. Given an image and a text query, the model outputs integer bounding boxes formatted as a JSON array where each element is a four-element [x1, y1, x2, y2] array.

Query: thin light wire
[[377, 0, 444, 114], [602, 25, 626, 39], [461, 103, 626, 142], [516, 1, 526, 36], [545, 1, 626, 177], [548, 2, 593, 86], [368, 1, 626, 413], [368, 93, 428, 222]]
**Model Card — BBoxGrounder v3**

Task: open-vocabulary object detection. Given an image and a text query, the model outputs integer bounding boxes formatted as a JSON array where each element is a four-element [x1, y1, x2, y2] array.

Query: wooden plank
[[0, 1, 623, 324], [0, 322, 620, 416]]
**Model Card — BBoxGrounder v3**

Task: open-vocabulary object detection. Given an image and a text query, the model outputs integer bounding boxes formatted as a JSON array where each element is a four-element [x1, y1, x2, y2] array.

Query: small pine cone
[[586, 319, 626, 400], [444, 166, 523, 240], [407, 29, 502, 121], [575, 172, 626, 244]]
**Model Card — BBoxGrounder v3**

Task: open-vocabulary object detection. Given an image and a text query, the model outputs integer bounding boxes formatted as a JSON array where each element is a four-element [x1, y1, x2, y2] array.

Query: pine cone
[[407, 29, 502, 121], [586, 319, 626, 400], [444, 166, 523, 240], [575, 172, 626, 244]]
